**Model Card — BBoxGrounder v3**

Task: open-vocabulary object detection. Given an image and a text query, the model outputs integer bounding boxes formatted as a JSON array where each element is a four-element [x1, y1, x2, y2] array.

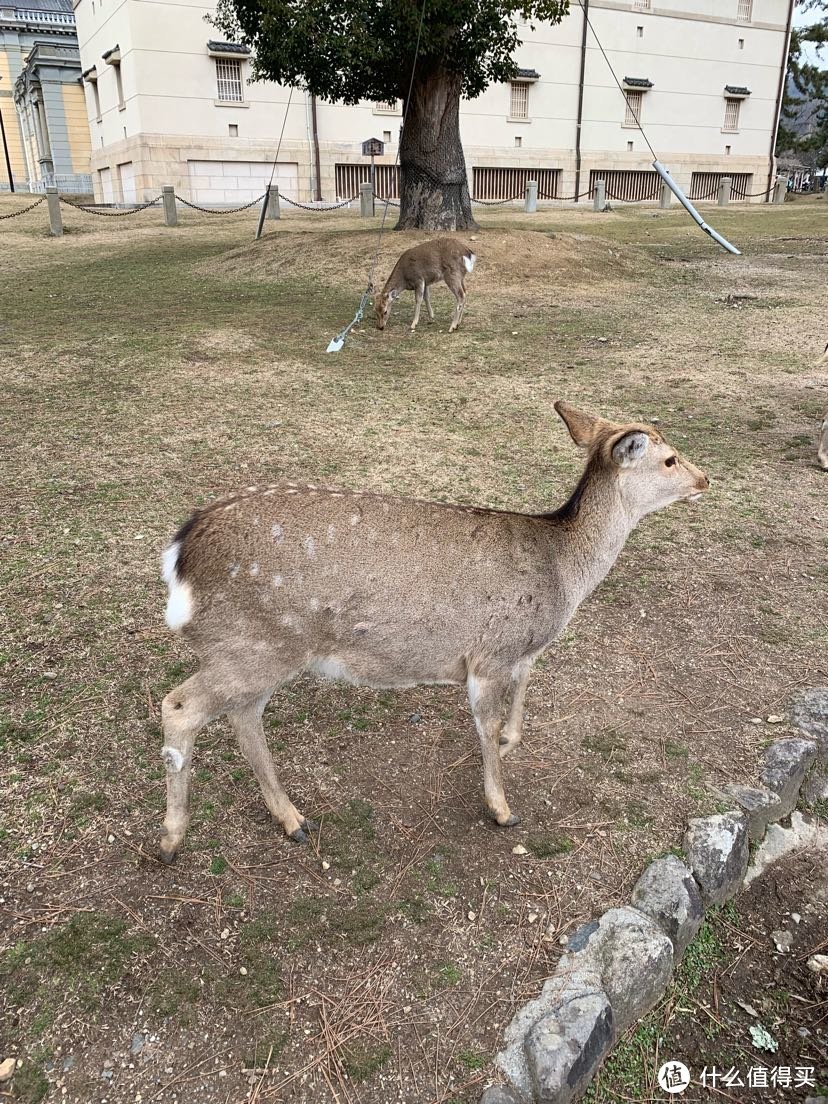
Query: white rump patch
[[463, 253, 477, 272], [161, 542, 193, 631], [467, 674, 482, 710], [310, 656, 356, 683], [161, 745, 184, 773]]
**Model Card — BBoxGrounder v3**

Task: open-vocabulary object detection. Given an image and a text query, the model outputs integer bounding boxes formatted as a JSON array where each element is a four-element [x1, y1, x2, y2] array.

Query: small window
[[725, 144, 731, 155], [627, 140, 634, 151], [383, 130, 391, 143], [215, 57, 244, 103], [515, 136, 522, 147], [624, 91, 642, 128], [89, 78, 101, 119], [738, 37, 744, 49], [510, 81, 529, 119], [737, 0, 752, 21], [723, 98, 740, 131], [229, 123, 238, 137], [113, 62, 124, 109], [636, 25, 644, 37]]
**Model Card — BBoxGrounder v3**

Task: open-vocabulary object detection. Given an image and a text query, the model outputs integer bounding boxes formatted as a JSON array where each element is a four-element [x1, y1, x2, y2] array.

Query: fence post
[[773, 177, 787, 205], [359, 181, 374, 217], [659, 180, 671, 209], [524, 178, 538, 213], [265, 184, 280, 220], [593, 179, 606, 212], [718, 176, 732, 206], [46, 186, 62, 236], [162, 185, 177, 226]]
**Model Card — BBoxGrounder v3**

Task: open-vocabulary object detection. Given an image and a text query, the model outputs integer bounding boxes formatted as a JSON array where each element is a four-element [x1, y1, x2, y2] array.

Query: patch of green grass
[[457, 1048, 487, 1070], [583, 730, 628, 763], [584, 1020, 658, 1102], [424, 855, 459, 898], [242, 1033, 289, 1068], [435, 962, 462, 987], [147, 971, 203, 1024], [9, 1058, 49, 1104], [676, 918, 725, 993], [399, 894, 432, 923], [342, 1042, 392, 1082], [210, 854, 228, 876], [526, 833, 574, 859]]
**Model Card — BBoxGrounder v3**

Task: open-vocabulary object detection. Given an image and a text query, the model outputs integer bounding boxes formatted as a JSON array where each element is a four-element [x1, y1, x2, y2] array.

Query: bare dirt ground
[[1, 195, 827, 1104]]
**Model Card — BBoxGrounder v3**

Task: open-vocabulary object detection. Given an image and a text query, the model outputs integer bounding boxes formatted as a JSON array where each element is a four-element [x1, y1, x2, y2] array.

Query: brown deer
[[157, 403, 708, 863], [373, 237, 476, 333]]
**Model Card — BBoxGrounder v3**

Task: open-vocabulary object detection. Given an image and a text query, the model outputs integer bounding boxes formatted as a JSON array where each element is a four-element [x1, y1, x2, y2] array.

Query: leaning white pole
[[653, 160, 741, 256]]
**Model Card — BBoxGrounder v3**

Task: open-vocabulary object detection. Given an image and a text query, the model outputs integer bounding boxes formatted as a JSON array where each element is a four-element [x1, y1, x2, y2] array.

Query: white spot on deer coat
[[304, 536, 316, 560], [229, 562, 240, 579], [249, 563, 260, 577], [271, 523, 284, 543], [309, 597, 320, 611], [272, 574, 284, 587], [326, 525, 337, 544], [350, 514, 361, 526]]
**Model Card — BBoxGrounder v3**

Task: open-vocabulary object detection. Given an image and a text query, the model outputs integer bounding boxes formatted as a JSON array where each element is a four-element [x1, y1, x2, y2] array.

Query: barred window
[[723, 98, 740, 131], [737, 0, 752, 21], [624, 91, 642, 128], [510, 81, 529, 119], [634, 0, 651, 9], [216, 57, 243, 102], [373, 100, 401, 113]]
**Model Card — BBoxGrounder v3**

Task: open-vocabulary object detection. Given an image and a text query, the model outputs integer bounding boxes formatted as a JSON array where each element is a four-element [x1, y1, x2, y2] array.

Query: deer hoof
[[159, 844, 179, 865], [496, 812, 521, 828], [289, 827, 309, 844]]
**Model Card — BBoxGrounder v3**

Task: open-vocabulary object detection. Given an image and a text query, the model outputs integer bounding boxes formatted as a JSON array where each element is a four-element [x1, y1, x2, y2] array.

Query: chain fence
[[60, 195, 163, 216], [281, 194, 360, 211], [173, 193, 266, 214], [0, 195, 47, 220]]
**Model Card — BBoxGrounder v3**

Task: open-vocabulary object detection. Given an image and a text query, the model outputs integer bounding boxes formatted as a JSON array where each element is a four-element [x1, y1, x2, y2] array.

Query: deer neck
[[547, 467, 636, 607]]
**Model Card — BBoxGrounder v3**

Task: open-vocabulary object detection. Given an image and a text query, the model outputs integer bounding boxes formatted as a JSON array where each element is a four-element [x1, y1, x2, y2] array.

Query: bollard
[[46, 186, 62, 236], [593, 179, 606, 212], [773, 177, 787, 205], [265, 183, 280, 220], [718, 176, 731, 206], [162, 185, 177, 226], [524, 178, 538, 214], [659, 180, 671, 209], [359, 181, 374, 217]]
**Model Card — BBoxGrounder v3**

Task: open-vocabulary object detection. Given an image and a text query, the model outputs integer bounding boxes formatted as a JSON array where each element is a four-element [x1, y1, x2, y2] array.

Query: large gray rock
[[791, 687, 828, 750], [589, 907, 674, 1030], [526, 993, 614, 1104], [630, 855, 704, 957], [803, 766, 828, 804], [684, 812, 749, 905], [714, 782, 783, 840], [761, 739, 818, 817]]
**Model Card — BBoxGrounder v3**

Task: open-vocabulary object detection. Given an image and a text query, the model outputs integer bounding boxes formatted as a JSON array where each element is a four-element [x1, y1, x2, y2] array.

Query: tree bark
[[396, 69, 478, 231]]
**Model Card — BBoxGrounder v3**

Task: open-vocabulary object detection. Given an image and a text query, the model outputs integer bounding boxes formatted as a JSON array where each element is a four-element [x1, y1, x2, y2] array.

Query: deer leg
[[226, 694, 315, 843], [467, 673, 520, 826], [445, 274, 466, 333], [499, 660, 532, 759], [411, 279, 425, 331], [159, 673, 219, 864], [424, 284, 435, 322]]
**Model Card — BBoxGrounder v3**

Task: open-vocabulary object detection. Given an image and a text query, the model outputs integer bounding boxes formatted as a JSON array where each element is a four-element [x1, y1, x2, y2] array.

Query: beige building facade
[[72, 0, 792, 205]]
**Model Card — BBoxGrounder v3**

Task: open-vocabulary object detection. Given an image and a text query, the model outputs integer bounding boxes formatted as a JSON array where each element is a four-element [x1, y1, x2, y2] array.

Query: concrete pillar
[[162, 185, 177, 226], [593, 179, 606, 212], [773, 177, 787, 205], [718, 176, 732, 206], [524, 178, 538, 213], [659, 180, 671, 209], [359, 180, 374, 217], [45, 185, 62, 236], [265, 183, 280, 219]]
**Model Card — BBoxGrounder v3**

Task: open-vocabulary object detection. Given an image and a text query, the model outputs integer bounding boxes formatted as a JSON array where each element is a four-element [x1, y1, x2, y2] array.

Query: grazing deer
[[374, 237, 476, 333], [818, 344, 828, 471], [157, 403, 708, 863]]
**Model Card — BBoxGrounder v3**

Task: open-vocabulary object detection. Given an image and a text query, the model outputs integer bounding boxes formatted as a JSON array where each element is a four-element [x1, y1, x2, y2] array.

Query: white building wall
[[72, 0, 790, 203]]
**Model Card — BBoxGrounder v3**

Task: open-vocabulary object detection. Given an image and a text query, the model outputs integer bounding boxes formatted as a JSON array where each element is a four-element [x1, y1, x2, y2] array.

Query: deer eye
[[665, 456, 678, 468]]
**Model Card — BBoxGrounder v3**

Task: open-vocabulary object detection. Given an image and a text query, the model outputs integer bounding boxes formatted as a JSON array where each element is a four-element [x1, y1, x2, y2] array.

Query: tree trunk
[[396, 69, 478, 231]]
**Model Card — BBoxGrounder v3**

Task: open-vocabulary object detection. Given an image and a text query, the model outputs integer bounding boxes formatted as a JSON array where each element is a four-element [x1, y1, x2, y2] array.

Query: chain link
[[377, 196, 400, 207], [470, 195, 523, 205], [0, 195, 47, 220], [538, 188, 593, 201], [174, 193, 265, 214], [60, 195, 163, 216], [281, 194, 359, 211]]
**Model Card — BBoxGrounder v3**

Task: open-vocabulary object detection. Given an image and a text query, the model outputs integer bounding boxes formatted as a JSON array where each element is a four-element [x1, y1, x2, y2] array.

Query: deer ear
[[611, 430, 650, 468], [389, 288, 401, 300], [554, 401, 606, 448]]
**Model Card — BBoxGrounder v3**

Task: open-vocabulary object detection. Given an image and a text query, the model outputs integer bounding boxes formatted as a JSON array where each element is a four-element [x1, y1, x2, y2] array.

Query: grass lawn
[[1, 193, 826, 1103]]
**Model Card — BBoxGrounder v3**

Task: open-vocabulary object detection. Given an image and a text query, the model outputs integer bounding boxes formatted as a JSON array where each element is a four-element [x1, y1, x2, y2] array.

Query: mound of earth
[[205, 228, 647, 293]]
